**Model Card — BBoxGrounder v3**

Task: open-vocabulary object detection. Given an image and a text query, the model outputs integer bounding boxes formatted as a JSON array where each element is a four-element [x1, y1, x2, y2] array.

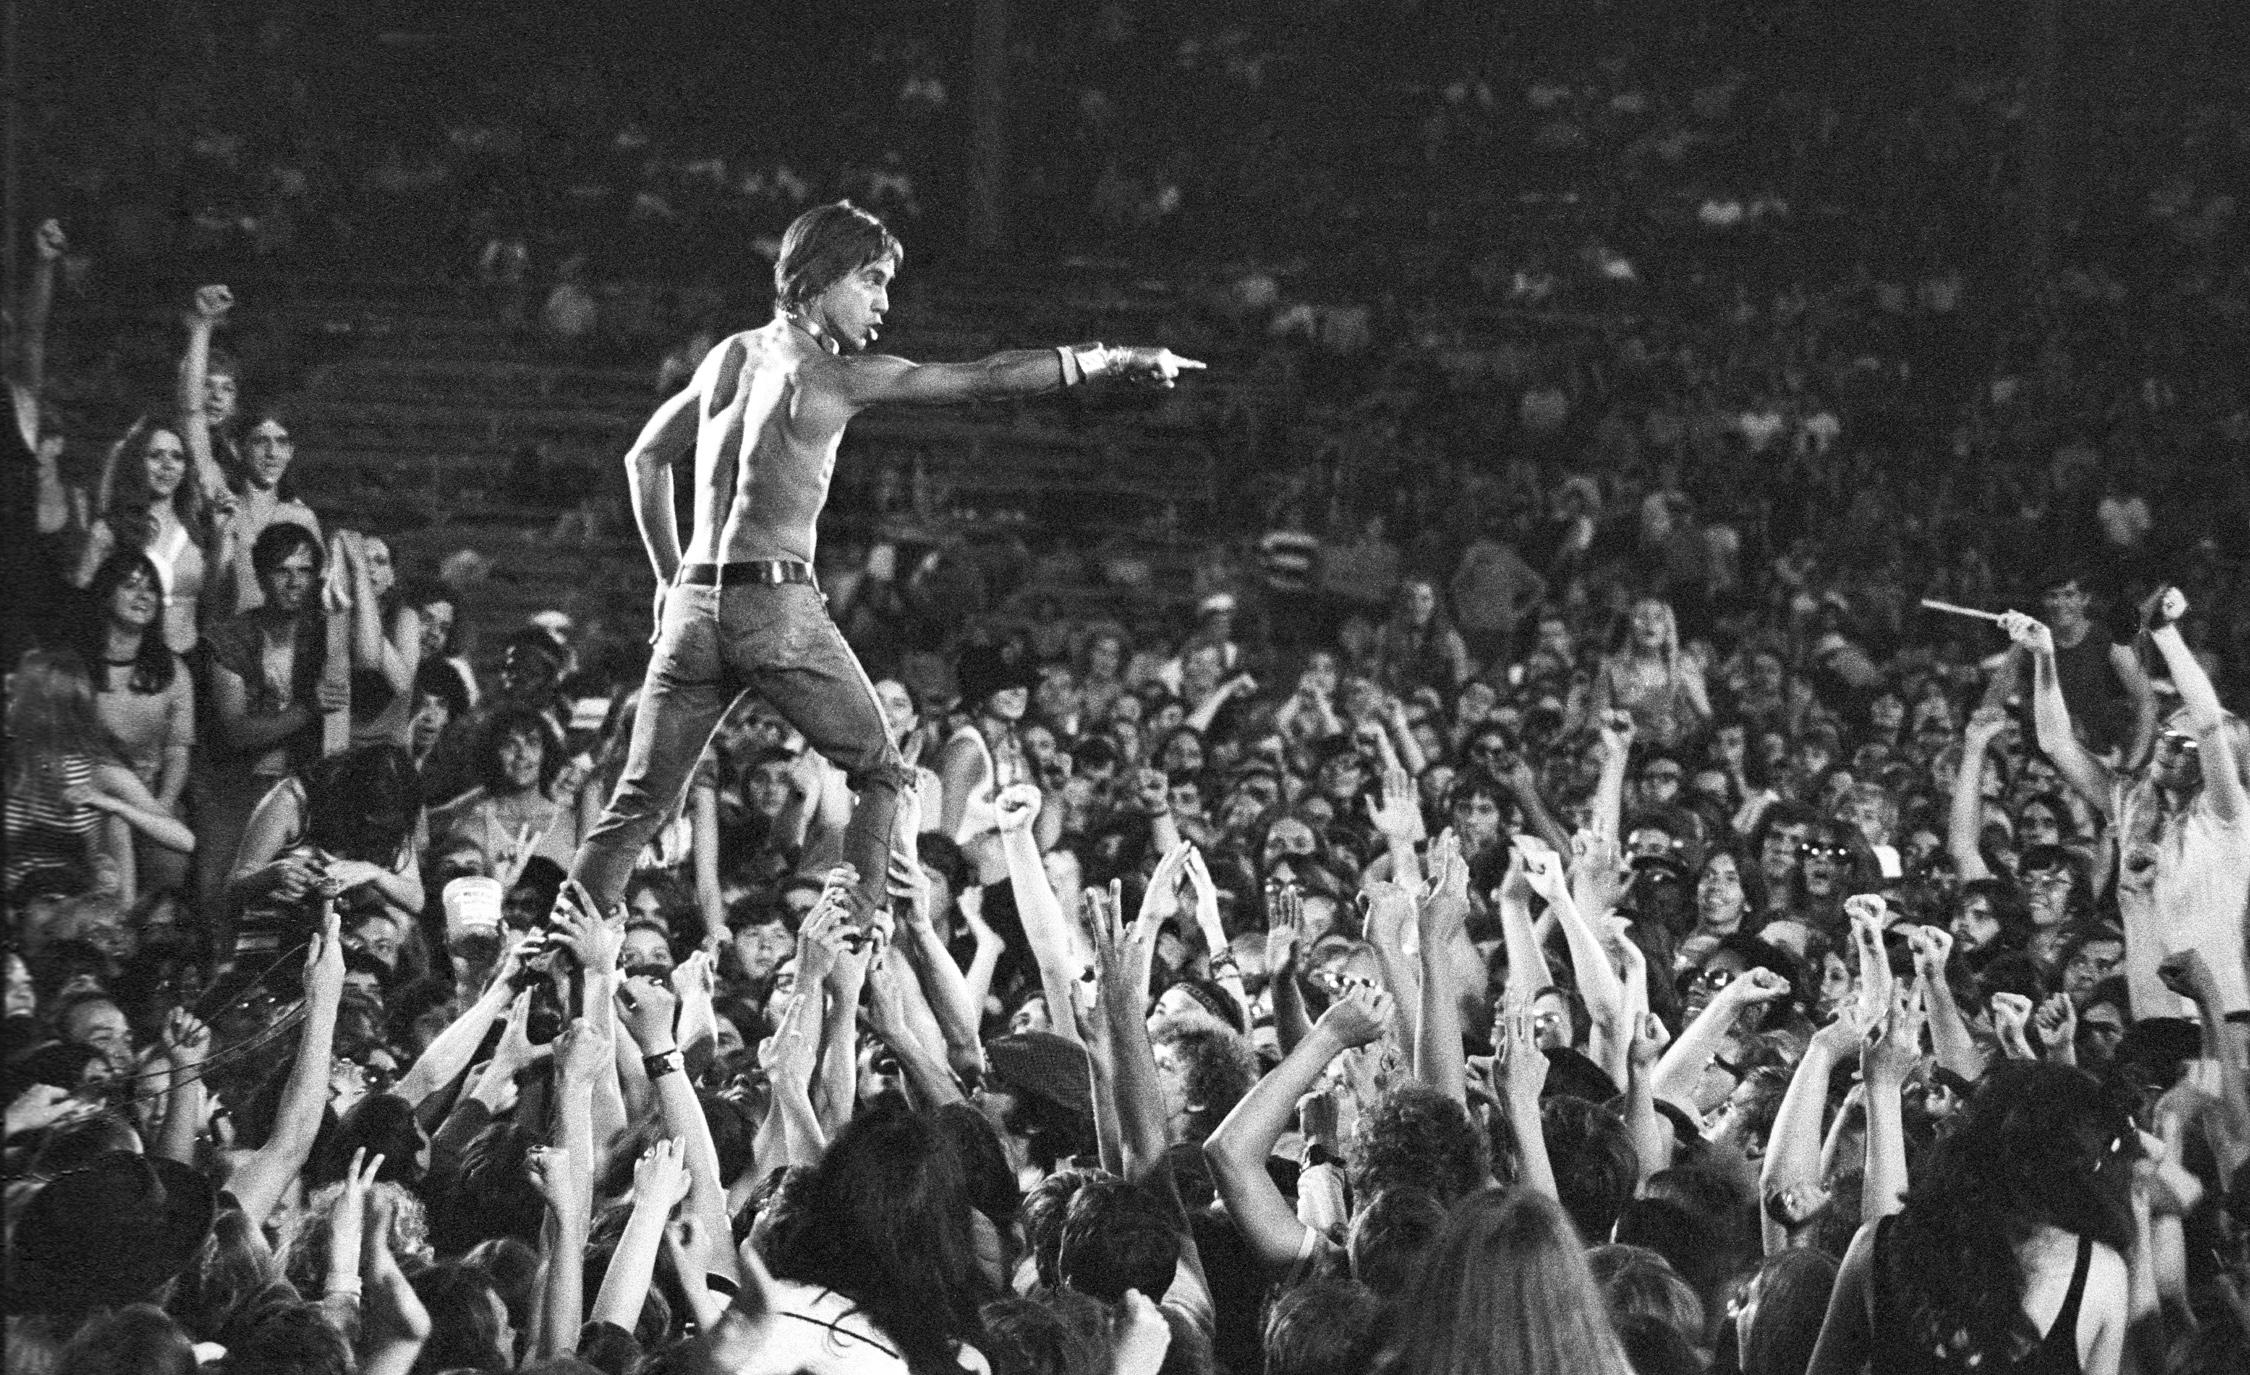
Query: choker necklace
[[784, 311, 838, 354]]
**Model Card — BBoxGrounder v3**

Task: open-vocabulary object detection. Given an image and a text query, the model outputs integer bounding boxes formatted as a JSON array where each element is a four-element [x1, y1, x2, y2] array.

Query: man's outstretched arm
[[838, 345, 1203, 408]]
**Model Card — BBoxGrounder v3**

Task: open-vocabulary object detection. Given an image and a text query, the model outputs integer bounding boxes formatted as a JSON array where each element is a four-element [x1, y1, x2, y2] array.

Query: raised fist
[[994, 782, 1042, 832], [189, 285, 235, 322], [1998, 611, 2054, 657], [34, 220, 66, 261], [2141, 585, 2188, 633]]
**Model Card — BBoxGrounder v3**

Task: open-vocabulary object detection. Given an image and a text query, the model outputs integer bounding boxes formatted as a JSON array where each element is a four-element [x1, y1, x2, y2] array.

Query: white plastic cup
[[443, 876, 504, 942]]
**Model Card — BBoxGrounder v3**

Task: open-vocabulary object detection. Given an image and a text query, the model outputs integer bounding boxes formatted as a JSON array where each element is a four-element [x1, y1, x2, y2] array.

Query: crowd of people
[[6, 218, 2250, 1375], [8, 2, 2250, 1374]]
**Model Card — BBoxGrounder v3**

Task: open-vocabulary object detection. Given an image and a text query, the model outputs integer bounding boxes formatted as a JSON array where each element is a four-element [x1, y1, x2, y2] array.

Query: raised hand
[[161, 1008, 213, 1068], [2031, 993, 2076, 1061], [1315, 982, 1394, 1051], [1129, 766, 1170, 816], [34, 219, 66, 260], [631, 1137, 693, 1211], [1420, 829, 1471, 943], [1989, 991, 2035, 1060], [615, 976, 681, 1054], [1494, 998, 1550, 1109], [555, 1013, 614, 1082], [1264, 882, 1302, 972], [2155, 949, 2219, 1005], [994, 782, 1042, 832], [1569, 829, 1631, 919], [794, 892, 852, 990], [1811, 1000, 1871, 1057], [1721, 967, 1791, 1012], [1514, 833, 1570, 907], [1181, 846, 1227, 952], [1361, 880, 1418, 957], [1907, 925, 1953, 983], [6, 1083, 101, 1137], [547, 879, 620, 972], [525, 1143, 574, 1212], [491, 992, 552, 1075], [1114, 1289, 1174, 1375], [1367, 764, 1426, 842], [1862, 984, 1926, 1084], [189, 284, 235, 324], [1998, 611, 2055, 657], [1628, 1010, 1671, 1073], [1596, 709, 1637, 761], [886, 848, 932, 929], [1137, 842, 1193, 936], [328, 1147, 386, 1280], [1963, 704, 2009, 747], [2140, 584, 2187, 633]]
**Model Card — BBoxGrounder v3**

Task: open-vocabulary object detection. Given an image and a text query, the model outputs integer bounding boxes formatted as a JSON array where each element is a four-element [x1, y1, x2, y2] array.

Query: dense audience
[[8, 3, 2250, 1374]]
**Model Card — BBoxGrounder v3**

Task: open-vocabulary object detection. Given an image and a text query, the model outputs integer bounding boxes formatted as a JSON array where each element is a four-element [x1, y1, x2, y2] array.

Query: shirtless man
[[569, 201, 1203, 919]]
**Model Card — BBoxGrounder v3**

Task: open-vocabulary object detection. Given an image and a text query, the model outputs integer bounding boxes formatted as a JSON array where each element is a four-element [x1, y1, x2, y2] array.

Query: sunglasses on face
[[2157, 732, 2199, 756], [1800, 844, 1852, 862]]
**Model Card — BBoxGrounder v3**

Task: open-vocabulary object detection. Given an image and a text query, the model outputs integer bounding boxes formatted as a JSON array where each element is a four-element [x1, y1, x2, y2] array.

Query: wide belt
[[676, 561, 815, 588]]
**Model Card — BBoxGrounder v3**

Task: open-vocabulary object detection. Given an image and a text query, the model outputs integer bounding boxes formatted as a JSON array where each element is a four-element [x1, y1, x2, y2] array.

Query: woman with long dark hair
[[1371, 578, 1471, 696], [81, 550, 197, 893], [228, 743, 424, 966], [760, 1100, 993, 1374], [73, 419, 232, 654], [1807, 1062, 2133, 1375], [1383, 1189, 1634, 1375]]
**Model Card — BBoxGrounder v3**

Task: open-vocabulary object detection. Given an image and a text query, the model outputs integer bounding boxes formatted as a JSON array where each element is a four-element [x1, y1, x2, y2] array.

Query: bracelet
[[1058, 342, 1112, 387], [325, 1279, 363, 1300], [643, 1049, 680, 1081]]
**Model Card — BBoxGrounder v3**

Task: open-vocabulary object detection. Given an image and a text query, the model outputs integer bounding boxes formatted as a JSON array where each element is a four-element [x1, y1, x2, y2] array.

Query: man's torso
[[693, 323, 858, 566]]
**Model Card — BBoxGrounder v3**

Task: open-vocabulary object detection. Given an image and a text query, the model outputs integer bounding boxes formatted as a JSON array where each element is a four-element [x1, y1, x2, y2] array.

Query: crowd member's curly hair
[[1349, 1084, 1490, 1206], [1264, 1276, 1387, 1375], [1149, 1016, 1258, 1143], [1880, 1062, 2134, 1367]]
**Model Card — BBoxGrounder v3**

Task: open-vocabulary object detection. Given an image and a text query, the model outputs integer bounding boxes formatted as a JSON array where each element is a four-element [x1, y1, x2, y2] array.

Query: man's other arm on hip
[[626, 385, 699, 589]]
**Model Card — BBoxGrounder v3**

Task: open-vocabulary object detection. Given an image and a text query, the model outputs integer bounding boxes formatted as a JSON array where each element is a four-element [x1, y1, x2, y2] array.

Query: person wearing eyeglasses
[[2006, 588, 2249, 1021]]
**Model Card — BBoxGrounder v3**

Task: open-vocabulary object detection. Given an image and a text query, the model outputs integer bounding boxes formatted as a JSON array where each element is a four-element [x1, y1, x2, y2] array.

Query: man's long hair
[[773, 201, 902, 312]]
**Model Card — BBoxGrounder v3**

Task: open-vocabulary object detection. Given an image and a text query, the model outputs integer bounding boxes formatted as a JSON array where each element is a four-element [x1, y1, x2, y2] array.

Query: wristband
[[325, 1280, 363, 1300], [1058, 343, 1112, 387], [643, 1049, 680, 1081]]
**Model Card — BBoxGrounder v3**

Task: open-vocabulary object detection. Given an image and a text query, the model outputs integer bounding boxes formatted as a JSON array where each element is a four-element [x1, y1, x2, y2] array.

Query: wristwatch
[[643, 1047, 681, 1081]]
